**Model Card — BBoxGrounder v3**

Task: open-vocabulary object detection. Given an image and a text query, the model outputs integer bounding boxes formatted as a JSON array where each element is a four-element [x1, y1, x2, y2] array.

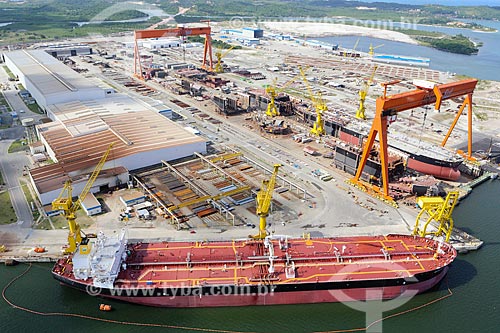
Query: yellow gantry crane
[[412, 191, 459, 242], [52, 143, 115, 254], [214, 45, 235, 73], [299, 66, 326, 137], [254, 164, 282, 239], [355, 65, 378, 120], [265, 69, 306, 117]]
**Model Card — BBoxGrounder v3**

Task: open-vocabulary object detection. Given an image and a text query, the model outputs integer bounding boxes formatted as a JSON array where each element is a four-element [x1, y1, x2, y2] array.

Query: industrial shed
[[30, 95, 206, 205], [2, 50, 107, 111]]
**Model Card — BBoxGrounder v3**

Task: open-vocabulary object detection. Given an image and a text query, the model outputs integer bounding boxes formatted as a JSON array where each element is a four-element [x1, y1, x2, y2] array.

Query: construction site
[[2, 20, 500, 262]]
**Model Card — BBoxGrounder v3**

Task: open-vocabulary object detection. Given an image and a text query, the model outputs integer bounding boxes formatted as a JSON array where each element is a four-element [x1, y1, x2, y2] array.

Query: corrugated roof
[[31, 95, 206, 193], [3, 50, 100, 97]]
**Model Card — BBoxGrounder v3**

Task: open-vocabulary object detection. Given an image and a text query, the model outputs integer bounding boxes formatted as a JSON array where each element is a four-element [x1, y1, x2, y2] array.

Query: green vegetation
[[2, 66, 15, 80], [26, 101, 43, 114], [8, 139, 28, 153], [0, 191, 17, 224], [416, 34, 478, 55], [0, 93, 12, 113], [418, 17, 495, 32], [21, 183, 40, 221], [0, 0, 493, 54], [34, 218, 52, 230], [106, 10, 148, 21], [0, 169, 3, 185], [50, 211, 93, 229], [188, 36, 242, 49]]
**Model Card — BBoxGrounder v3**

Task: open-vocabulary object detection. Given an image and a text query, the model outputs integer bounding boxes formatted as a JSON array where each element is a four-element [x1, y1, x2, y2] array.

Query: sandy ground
[[262, 21, 418, 44]]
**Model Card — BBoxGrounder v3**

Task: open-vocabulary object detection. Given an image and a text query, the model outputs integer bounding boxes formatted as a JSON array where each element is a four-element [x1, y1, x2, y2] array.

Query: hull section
[[53, 267, 448, 308], [52, 234, 456, 308], [407, 157, 460, 181]]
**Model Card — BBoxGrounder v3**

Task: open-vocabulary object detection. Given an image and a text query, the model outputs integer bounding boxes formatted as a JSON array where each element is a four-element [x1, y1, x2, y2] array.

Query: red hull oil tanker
[[52, 231, 456, 307]]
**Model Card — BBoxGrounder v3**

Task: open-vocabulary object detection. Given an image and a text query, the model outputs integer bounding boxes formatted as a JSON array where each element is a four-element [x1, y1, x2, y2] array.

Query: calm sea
[[1, 180, 499, 333]]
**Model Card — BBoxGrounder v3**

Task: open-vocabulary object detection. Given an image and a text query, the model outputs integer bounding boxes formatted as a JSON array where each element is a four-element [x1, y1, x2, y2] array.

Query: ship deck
[[101, 235, 455, 288]]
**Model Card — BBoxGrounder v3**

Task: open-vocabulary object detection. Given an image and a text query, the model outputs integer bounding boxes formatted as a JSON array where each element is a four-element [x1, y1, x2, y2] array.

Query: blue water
[[317, 19, 500, 80]]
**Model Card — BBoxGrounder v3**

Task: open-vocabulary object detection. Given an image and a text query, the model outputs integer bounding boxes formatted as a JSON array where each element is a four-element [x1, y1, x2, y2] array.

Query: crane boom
[[255, 164, 282, 239], [215, 45, 235, 73], [299, 66, 326, 136], [266, 68, 308, 117], [356, 65, 378, 120], [52, 143, 115, 254]]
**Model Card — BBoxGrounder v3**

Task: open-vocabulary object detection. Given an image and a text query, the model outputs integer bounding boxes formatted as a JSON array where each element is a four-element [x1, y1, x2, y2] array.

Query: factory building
[[2, 50, 109, 111], [43, 43, 93, 58], [5, 50, 207, 206], [143, 38, 181, 49], [31, 94, 207, 205], [241, 27, 264, 39]]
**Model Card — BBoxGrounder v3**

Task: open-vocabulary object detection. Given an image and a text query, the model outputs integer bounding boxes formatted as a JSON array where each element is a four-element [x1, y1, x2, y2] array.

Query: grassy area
[[21, 183, 40, 221], [8, 139, 28, 153], [34, 218, 52, 230], [0, 92, 12, 113], [50, 210, 94, 229], [416, 34, 479, 55], [0, 169, 3, 185], [2, 66, 15, 80], [26, 101, 43, 114], [0, 191, 17, 224]]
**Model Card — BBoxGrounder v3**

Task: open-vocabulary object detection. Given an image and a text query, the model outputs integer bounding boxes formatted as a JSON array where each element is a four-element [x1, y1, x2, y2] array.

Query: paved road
[[0, 140, 33, 227]]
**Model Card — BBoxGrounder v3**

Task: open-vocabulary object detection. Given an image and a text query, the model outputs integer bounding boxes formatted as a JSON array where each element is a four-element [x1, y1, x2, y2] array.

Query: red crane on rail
[[349, 78, 478, 203], [133, 22, 213, 80]]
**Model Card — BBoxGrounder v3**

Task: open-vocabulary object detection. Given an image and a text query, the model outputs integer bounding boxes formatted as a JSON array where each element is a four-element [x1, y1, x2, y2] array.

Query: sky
[[360, 0, 500, 5]]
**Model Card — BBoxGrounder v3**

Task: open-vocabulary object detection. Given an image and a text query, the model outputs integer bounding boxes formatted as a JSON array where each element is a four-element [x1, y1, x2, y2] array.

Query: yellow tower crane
[[355, 65, 378, 120], [368, 43, 384, 57], [254, 164, 282, 239], [299, 66, 326, 137], [265, 69, 307, 117], [214, 45, 235, 73], [412, 191, 459, 242], [52, 143, 115, 254]]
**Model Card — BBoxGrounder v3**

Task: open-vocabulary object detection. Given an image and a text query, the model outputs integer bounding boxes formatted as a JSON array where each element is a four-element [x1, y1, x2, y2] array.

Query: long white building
[[3, 50, 111, 111], [3, 49, 207, 205]]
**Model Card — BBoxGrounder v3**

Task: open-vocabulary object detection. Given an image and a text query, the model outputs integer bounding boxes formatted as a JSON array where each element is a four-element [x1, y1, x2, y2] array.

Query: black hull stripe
[[52, 268, 445, 298]]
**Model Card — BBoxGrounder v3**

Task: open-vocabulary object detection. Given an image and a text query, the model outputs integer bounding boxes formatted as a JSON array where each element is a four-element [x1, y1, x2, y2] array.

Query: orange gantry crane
[[349, 78, 478, 203], [133, 23, 213, 80]]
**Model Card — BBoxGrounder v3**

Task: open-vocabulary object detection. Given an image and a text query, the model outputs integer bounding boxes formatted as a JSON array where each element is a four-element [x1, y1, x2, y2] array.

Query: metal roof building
[[31, 95, 206, 205], [3, 50, 108, 110]]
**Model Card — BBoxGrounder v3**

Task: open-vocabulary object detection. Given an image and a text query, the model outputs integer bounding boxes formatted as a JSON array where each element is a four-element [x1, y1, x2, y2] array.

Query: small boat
[[99, 304, 112, 311], [34, 247, 46, 253]]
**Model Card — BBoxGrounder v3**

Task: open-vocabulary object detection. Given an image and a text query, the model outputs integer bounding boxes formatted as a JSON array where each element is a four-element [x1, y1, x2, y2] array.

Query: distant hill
[[360, 0, 496, 5]]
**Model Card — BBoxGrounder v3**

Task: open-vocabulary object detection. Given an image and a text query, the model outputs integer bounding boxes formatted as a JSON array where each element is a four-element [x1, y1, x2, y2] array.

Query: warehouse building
[[43, 43, 94, 58], [30, 94, 206, 205], [5, 50, 207, 206], [2, 50, 110, 111]]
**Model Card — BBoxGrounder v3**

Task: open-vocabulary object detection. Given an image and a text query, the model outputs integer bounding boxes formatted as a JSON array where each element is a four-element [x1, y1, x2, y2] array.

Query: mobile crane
[[355, 65, 378, 120], [52, 143, 114, 254], [214, 45, 235, 73], [299, 66, 326, 137], [254, 164, 282, 239]]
